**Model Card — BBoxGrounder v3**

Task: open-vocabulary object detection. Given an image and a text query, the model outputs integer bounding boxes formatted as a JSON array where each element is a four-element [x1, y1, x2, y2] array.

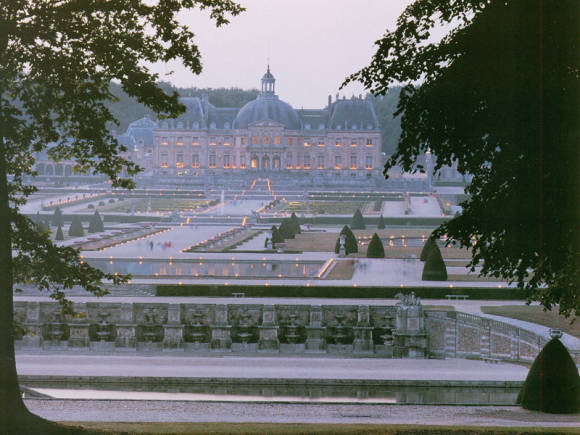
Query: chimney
[[328, 94, 332, 108], [202, 93, 209, 125]]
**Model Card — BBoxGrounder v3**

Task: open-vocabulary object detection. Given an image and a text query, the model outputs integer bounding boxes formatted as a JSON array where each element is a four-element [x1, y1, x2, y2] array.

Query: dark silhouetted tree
[[278, 219, 295, 240], [345, 0, 579, 317], [290, 212, 301, 234], [55, 225, 64, 241], [377, 214, 385, 230], [0, 3, 243, 431], [88, 210, 104, 234], [51, 207, 64, 227], [420, 236, 437, 261], [366, 233, 385, 258], [67, 216, 84, 237]]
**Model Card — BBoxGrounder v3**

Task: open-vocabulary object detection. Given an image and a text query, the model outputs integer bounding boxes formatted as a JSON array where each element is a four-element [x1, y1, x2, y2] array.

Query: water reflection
[[86, 259, 324, 279]]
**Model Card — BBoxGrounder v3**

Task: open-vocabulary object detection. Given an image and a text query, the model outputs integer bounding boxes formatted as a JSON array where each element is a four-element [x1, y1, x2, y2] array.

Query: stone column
[[68, 303, 90, 348], [258, 305, 279, 352], [305, 305, 326, 352], [22, 302, 42, 348], [115, 303, 137, 350], [210, 305, 232, 351], [353, 305, 373, 354], [163, 304, 184, 351]]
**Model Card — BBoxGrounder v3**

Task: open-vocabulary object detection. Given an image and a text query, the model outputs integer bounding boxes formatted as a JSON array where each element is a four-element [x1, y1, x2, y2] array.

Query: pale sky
[[150, 0, 412, 108]]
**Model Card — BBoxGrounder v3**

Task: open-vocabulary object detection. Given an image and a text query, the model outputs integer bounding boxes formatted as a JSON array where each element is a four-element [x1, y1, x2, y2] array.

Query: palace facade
[[125, 67, 382, 178]]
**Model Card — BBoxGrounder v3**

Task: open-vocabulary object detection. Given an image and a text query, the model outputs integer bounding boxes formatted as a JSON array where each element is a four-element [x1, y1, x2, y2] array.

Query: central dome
[[234, 95, 301, 130]]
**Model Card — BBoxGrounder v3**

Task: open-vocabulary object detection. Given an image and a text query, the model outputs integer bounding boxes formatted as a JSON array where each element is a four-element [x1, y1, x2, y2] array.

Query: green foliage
[[290, 212, 301, 234], [52, 207, 64, 227], [55, 224, 64, 241], [278, 219, 296, 240], [370, 88, 402, 155], [88, 210, 104, 234], [346, 0, 580, 316], [350, 209, 366, 230], [366, 233, 385, 258], [420, 237, 437, 261], [517, 338, 580, 413], [334, 225, 358, 255], [67, 216, 84, 237], [271, 226, 283, 244], [377, 214, 385, 229], [422, 245, 447, 281]]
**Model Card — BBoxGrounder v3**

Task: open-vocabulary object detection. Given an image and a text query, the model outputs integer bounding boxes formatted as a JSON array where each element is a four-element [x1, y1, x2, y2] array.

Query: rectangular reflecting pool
[[23, 381, 520, 405], [86, 258, 325, 279]]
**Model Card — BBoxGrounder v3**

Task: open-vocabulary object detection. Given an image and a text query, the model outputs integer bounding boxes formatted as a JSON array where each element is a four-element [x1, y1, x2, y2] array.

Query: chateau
[[123, 67, 382, 179]]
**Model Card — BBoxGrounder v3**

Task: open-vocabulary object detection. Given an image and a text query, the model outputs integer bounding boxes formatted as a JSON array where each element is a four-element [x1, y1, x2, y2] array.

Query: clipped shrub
[[271, 226, 283, 244], [55, 224, 64, 241], [377, 214, 386, 230], [98, 201, 105, 206], [422, 245, 447, 281], [420, 236, 437, 261], [366, 233, 385, 258], [290, 212, 301, 234], [517, 338, 580, 413], [52, 206, 64, 227], [350, 209, 366, 230], [88, 210, 104, 233], [108, 198, 115, 203], [87, 204, 95, 209], [68, 216, 84, 237], [278, 219, 295, 240], [373, 199, 382, 212], [334, 225, 358, 255]]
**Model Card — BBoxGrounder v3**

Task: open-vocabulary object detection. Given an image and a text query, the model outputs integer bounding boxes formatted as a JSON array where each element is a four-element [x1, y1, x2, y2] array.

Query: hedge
[[156, 284, 527, 300], [261, 216, 451, 227]]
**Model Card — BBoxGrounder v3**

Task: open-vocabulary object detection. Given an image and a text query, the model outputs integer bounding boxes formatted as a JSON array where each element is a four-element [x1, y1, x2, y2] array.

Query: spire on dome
[[261, 65, 275, 96]]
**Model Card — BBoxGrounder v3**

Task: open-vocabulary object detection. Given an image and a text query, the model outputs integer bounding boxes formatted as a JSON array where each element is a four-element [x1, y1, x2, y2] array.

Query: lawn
[[283, 200, 370, 215], [90, 198, 214, 213], [480, 305, 580, 338], [63, 422, 580, 434]]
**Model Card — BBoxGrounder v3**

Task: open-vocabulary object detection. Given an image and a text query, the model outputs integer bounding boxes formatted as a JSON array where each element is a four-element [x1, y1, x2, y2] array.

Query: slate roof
[[329, 98, 379, 130], [233, 94, 301, 130]]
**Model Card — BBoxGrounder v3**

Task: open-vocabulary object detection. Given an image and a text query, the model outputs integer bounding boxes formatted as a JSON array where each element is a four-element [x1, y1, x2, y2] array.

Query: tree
[[55, 224, 64, 242], [271, 226, 283, 244], [88, 210, 104, 234], [345, 0, 579, 316], [67, 216, 84, 238], [350, 209, 366, 230], [334, 225, 358, 255], [51, 207, 64, 227], [278, 219, 295, 240], [422, 245, 447, 281], [420, 236, 437, 261], [0, 1, 243, 432], [377, 214, 386, 230], [366, 233, 385, 258], [290, 212, 301, 234], [517, 338, 580, 413]]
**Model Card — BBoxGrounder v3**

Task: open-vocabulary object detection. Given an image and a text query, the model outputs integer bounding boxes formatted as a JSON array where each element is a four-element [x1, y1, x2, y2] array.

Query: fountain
[[187, 310, 208, 350], [44, 312, 66, 348], [234, 310, 256, 352]]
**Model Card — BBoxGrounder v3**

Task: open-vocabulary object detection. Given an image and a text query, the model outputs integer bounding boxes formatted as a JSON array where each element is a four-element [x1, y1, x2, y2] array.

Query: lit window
[[176, 137, 184, 146], [209, 154, 216, 168], [241, 137, 247, 145], [210, 137, 216, 146], [224, 136, 231, 146], [192, 137, 200, 146], [350, 154, 357, 169], [161, 137, 168, 146], [223, 154, 230, 168], [250, 155, 258, 168], [192, 154, 200, 168], [263, 136, 270, 144], [286, 153, 293, 169], [273, 136, 280, 145], [160, 153, 168, 168], [240, 161, 246, 169], [304, 154, 311, 169], [252, 136, 258, 145], [334, 155, 342, 169], [286, 137, 292, 145], [317, 139, 324, 147], [366, 138, 373, 147], [303, 138, 311, 147], [350, 140, 357, 147], [317, 155, 324, 169], [335, 140, 342, 147], [365, 155, 373, 169]]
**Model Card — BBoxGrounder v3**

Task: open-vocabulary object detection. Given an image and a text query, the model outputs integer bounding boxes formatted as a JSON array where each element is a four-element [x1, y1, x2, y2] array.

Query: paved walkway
[[16, 355, 528, 381], [24, 400, 580, 426]]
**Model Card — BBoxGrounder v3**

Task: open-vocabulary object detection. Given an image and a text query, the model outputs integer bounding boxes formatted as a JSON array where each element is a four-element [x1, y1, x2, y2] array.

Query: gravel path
[[24, 400, 580, 426]]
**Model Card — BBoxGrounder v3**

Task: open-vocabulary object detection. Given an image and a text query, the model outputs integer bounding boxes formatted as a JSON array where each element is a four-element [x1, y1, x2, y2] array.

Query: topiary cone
[[367, 233, 385, 258], [517, 338, 580, 413], [420, 236, 437, 261], [421, 245, 447, 281]]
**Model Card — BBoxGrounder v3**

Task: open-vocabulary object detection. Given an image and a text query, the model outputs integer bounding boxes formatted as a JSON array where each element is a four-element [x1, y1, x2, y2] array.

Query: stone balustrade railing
[[14, 300, 579, 363]]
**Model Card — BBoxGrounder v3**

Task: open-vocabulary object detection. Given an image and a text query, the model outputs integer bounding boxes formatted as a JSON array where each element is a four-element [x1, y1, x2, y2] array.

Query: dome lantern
[[261, 65, 275, 96]]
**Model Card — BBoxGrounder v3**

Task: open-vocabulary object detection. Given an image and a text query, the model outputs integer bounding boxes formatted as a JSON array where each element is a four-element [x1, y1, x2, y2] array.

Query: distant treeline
[[107, 81, 402, 156], [106, 81, 259, 133]]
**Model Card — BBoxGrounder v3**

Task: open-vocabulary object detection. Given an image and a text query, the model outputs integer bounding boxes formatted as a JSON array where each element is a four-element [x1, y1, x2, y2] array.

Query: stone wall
[[14, 301, 579, 364]]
